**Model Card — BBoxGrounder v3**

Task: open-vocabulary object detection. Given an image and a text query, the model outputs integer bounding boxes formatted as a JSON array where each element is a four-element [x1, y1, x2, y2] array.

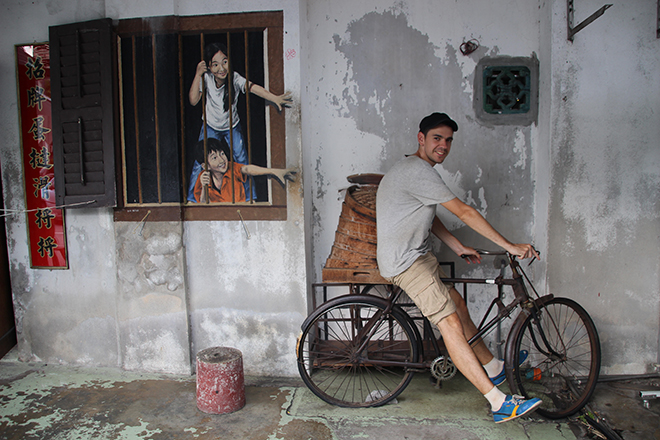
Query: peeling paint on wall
[[115, 222, 191, 374], [331, 9, 460, 164], [193, 307, 301, 377]]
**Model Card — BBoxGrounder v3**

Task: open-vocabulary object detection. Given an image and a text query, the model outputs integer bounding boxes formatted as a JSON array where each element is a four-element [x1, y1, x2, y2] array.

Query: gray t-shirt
[[376, 155, 456, 278]]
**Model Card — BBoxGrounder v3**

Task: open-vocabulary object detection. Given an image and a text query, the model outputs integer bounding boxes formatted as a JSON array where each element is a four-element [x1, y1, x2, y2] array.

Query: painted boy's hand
[[199, 171, 211, 187], [271, 168, 297, 186]]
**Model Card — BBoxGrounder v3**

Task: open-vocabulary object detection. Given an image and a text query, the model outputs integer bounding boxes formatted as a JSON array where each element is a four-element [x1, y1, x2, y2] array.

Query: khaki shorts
[[388, 252, 455, 326]]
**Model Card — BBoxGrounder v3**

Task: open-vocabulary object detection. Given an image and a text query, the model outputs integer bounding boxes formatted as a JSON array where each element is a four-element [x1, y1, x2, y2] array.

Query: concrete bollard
[[196, 347, 246, 414]]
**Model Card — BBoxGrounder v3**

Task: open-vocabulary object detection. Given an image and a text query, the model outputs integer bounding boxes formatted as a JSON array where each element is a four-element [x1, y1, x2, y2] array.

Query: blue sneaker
[[493, 394, 542, 423], [489, 350, 528, 386]]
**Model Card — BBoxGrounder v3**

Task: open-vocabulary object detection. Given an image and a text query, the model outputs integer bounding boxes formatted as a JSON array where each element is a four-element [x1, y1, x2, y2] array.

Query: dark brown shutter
[[50, 18, 116, 208]]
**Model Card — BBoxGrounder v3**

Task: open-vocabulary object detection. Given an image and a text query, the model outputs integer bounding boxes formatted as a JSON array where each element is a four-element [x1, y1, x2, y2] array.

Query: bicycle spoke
[[511, 298, 600, 419], [297, 297, 418, 407]]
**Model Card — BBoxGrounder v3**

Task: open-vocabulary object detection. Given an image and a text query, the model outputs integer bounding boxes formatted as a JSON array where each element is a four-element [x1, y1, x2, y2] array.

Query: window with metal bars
[[49, 13, 287, 221], [115, 12, 287, 221]]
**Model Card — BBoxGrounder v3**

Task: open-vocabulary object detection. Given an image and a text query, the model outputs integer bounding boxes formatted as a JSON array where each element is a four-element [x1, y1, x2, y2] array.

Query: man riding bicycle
[[376, 112, 541, 423]]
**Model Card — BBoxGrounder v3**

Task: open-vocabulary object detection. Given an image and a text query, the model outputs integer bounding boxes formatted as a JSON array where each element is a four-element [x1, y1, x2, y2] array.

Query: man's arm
[[440, 198, 540, 260], [431, 216, 482, 264]]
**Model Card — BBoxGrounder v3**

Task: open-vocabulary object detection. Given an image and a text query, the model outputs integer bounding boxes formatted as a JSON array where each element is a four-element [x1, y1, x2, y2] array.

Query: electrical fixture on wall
[[567, 0, 613, 41], [460, 39, 479, 56]]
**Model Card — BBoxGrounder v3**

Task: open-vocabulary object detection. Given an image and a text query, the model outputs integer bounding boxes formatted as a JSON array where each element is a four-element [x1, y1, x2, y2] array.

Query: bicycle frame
[[300, 250, 600, 416], [307, 251, 554, 372]]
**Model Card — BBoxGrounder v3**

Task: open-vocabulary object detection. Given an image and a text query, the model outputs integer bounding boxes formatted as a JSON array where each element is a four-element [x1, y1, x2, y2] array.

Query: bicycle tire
[[297, 296, 419, 407], [508, 297, 601, 419]]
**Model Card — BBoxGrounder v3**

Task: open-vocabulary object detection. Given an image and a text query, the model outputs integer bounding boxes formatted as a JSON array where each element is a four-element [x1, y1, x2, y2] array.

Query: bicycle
[[296, 249, 601, 419]]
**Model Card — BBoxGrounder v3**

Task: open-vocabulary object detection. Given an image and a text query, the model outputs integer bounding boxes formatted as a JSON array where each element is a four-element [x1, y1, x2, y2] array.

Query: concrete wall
[[1, 0, 658, 377], [0, 0, 307, 376], [302, 0, 544, 356], [302, 0, 660, 375], [545, 0, 660, 374]]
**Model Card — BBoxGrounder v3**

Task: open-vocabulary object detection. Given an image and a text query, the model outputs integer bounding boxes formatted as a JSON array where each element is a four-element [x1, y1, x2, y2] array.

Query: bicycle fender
[[300, 294, 392, 330], [503, 294, 555, 391]]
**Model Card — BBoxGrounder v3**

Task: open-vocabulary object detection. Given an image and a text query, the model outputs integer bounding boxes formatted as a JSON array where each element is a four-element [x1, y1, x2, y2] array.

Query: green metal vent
[[483, 66, 531, 114]]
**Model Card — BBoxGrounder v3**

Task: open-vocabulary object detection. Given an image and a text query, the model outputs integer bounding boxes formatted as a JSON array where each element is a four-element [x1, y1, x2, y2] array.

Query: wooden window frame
[[113, 11, 287, 222]]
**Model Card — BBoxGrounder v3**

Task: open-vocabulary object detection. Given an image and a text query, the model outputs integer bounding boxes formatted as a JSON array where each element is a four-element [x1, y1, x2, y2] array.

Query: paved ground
[[0, 349, 658, 439]]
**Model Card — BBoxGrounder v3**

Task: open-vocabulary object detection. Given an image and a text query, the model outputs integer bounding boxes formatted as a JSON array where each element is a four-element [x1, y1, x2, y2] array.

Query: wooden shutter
[[50, 18, 116, 208]]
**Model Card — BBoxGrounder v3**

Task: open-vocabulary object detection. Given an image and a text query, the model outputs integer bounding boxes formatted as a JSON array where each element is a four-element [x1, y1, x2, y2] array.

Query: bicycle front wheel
[[297, 297, 418, 407], [509, 297, 601, 419]]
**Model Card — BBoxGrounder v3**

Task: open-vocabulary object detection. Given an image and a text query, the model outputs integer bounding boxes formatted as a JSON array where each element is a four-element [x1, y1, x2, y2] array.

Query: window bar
[[226, 32, 236, 204], [152, 34, 162, 203], [117, 36, 130, 205], [244, 30, 254, 204], [131, 36, 143, 204], [178, 33, 187, 203], [201, 34, 209, 204]]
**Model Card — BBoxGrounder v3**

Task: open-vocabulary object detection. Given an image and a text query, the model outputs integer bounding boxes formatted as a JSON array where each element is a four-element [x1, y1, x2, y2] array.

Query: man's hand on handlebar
[[508, 244, 540, 261], [458, 247, 482, 264]]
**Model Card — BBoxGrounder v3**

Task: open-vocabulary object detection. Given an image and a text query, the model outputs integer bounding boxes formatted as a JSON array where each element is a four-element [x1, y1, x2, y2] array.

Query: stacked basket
[[322, 174, 388, 284]]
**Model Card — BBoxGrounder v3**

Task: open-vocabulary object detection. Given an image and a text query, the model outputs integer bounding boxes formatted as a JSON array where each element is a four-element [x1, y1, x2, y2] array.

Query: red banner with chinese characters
[[15, 43, 68, 269]]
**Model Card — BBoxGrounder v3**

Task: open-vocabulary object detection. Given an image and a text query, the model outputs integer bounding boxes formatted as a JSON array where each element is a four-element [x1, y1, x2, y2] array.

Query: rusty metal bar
[[244, 30, 254, 203], [201, 34, 209, 204], [568, 0, 613, 41], [178, 33, 187, 203], [131, 36, 143, 204], [152, 34, 162, 203], [227, 32, 235, 204]]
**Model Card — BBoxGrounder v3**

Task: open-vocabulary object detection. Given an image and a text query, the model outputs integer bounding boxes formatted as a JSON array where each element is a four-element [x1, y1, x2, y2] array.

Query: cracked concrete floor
[[0, 350, 658, 439]]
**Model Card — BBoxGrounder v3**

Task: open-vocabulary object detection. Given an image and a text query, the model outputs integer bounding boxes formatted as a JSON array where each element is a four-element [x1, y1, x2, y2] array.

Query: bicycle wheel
[[297, 296, 418, 407], [509, 297, 601, 419]]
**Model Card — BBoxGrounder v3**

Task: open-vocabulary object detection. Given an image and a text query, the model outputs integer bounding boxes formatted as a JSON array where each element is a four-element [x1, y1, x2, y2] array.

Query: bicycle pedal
[[428, 374, 443, 388]]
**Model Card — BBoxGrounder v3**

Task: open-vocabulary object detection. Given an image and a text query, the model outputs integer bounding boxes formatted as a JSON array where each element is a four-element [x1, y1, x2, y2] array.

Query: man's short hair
[[419, 112, 458, 135]]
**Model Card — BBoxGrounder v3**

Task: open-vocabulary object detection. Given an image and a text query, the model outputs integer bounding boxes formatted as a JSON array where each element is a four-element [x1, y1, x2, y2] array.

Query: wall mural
[[119, 27, 295, 208], [187, 42, 294, 204]]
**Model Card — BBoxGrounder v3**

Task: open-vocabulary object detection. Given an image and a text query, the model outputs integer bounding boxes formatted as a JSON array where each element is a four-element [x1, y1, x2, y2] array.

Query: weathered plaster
[[305, 4, 540, 297], [546, 0, 660, 373], [1, 0, 306, 377], [1, 0, 658, 378]]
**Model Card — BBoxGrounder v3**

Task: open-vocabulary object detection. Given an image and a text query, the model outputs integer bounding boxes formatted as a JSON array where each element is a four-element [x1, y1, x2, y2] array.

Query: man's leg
[[450, 286, 517, 384], [391, 253, 541, 422], [435, 311, 494, 394], [435, 311, 543, 423], [449, 287, 494, 365]]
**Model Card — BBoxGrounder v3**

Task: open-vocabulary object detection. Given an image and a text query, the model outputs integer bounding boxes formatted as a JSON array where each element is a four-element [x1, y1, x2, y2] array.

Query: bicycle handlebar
[[460, 249, 507, 258], [474, 249, 507, 256], [461, 248, 540, 265]]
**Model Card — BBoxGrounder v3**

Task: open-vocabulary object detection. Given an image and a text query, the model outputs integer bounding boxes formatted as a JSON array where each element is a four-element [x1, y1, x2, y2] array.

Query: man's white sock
[[483, 357, 504, 378], [484, 386, 507, 411]]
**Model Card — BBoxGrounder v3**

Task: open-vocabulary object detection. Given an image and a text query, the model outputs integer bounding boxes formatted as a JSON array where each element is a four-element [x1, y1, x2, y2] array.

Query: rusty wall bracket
[[567, 0, 613, 41]]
